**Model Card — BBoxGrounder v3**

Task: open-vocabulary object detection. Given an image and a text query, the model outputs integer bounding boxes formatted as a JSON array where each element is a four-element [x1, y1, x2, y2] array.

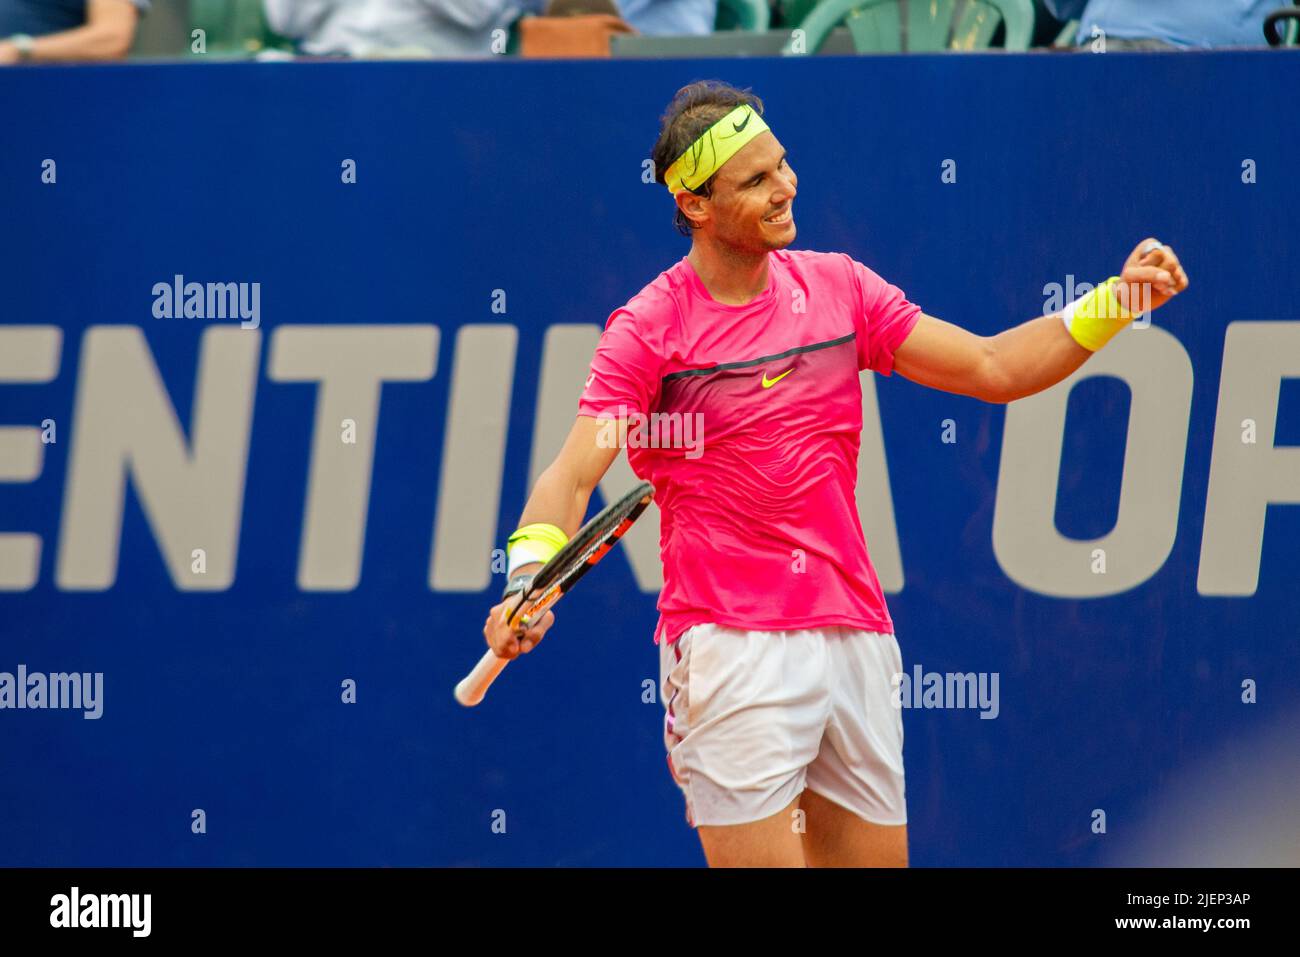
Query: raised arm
[[892, 239, 1189, 404]]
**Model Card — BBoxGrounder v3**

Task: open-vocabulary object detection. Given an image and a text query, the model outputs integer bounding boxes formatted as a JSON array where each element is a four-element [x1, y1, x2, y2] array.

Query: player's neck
[[686, 243, 771, 306]]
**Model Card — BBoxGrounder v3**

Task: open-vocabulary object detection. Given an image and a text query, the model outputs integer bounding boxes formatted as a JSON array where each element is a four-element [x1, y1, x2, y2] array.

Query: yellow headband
[[663, 103, 771, 196]]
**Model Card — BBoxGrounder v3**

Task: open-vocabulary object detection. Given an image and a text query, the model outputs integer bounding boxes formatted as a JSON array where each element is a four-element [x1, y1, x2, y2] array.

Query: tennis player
[[482, 80, 1188, 867]]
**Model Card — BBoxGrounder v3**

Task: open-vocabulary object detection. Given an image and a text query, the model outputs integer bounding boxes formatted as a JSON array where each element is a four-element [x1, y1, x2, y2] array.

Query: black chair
[[1264, 5, 1300, 46]]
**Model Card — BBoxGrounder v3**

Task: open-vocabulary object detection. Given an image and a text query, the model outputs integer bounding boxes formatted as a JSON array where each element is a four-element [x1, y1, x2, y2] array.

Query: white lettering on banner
[[0, 322, 1294, 596], [858, 370, 903, 593], [992, 326, 1193, 596], [0, 326, 61, 590], [1199, 322, 1300, 595], [430, 325, 517, 592], [267, 326, 438, 591], [56, 326, 259, 590]]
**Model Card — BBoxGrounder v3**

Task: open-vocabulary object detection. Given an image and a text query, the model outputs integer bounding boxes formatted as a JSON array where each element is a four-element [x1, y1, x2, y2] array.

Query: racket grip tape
[[454, 649, 510, 707]]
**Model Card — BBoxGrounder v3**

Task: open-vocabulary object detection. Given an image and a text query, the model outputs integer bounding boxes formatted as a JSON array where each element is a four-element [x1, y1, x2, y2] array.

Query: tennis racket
[[454, 480, 656, 707]]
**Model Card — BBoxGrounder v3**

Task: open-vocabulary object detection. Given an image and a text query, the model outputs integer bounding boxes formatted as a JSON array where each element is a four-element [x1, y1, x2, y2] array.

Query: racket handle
[[455, 649, 510, 707]]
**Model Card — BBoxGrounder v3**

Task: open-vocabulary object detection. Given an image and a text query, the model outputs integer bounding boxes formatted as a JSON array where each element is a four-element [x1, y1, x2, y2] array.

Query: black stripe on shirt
[[661, 332, 855, 383]]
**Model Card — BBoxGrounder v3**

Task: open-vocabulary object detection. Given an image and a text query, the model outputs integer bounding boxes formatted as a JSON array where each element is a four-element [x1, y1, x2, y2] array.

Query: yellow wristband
[[506, 523, 568, 564], [1060, 276, 1137, 352]]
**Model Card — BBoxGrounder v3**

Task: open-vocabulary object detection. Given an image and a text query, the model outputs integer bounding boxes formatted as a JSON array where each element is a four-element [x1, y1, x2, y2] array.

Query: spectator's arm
[[4, 0, 142, 62]]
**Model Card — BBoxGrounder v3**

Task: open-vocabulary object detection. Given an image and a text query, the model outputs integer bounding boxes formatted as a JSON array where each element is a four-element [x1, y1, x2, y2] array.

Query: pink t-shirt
[[577, 248, 922, 645]]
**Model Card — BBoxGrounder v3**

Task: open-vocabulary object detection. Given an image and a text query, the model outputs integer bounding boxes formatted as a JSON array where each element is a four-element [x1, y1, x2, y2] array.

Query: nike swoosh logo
[[733, 111, 752, 134], [761, 368, 793, 388]]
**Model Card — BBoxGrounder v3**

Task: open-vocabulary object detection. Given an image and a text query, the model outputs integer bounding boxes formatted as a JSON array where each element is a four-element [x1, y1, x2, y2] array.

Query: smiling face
[[677, 131, 798, 254]]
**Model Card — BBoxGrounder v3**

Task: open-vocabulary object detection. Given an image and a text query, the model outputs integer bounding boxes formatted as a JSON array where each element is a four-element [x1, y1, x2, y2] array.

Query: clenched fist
[[1114, 237, 1190, 314]]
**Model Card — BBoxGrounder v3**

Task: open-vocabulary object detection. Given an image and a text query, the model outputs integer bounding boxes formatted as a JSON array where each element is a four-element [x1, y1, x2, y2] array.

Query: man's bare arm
[[515, 414, 622, 543], [482, 415, 622, 658], [1, 0, 142, 63], [892, 239, 1189, 404], [891, 312, 1004, 402]]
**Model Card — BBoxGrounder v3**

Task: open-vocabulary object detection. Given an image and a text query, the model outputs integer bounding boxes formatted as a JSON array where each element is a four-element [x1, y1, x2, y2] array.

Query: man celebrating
[[482, 80, 1188, 867]]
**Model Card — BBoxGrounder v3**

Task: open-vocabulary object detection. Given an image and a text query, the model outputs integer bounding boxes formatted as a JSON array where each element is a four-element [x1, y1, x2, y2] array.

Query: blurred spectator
[[0, 0, 148, 64], [263, 0, 548, 58], [1045, 0, 1285, 49], [615, 0, 717, 35]]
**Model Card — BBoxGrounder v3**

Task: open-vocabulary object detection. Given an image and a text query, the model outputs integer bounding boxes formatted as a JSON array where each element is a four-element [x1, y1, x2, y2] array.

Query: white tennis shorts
[[659, 622, 907, 828]]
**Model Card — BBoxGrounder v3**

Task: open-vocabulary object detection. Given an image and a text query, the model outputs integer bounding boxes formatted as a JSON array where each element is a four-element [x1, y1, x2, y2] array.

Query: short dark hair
[[651, 80, 766, 237]]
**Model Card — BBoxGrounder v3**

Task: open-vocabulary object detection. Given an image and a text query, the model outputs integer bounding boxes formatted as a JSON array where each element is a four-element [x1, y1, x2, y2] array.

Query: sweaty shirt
[[577, 248, 921, 645]]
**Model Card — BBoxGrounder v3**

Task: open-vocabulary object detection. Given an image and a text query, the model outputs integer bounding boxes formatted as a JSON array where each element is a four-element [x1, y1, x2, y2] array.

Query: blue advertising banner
[[1, 50, 1297, 866]]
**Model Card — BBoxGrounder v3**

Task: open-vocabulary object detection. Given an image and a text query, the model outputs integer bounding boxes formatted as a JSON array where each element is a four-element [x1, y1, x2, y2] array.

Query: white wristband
[[506, 542, 550, 576]]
